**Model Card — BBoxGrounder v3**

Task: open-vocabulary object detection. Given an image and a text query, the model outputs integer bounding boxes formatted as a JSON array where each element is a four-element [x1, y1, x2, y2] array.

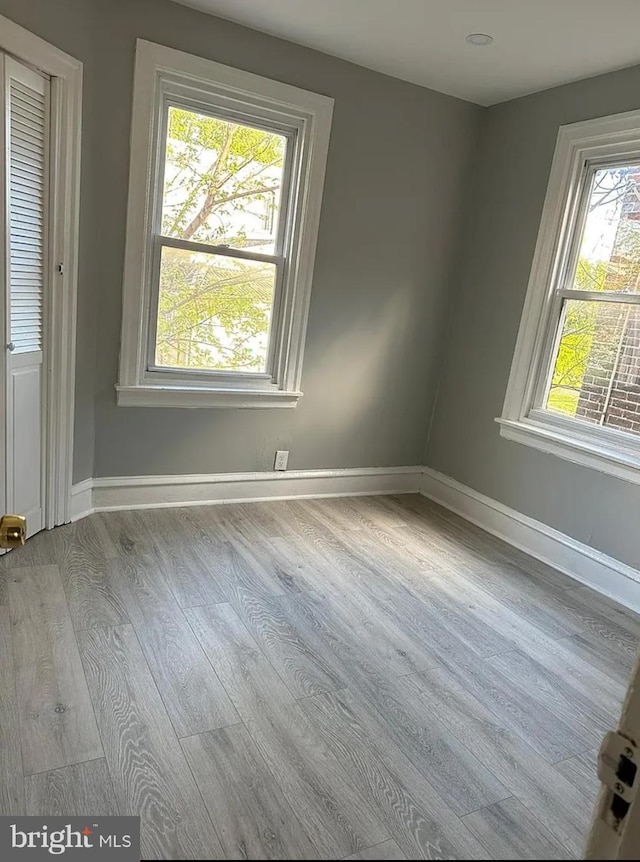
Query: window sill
[[496, 416, 640, 486], [115, 384, 302, 409]]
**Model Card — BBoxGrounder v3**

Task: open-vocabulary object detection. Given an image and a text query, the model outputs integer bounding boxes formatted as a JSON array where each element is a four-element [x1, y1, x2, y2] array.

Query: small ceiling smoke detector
[[465, 33, 494, 46]]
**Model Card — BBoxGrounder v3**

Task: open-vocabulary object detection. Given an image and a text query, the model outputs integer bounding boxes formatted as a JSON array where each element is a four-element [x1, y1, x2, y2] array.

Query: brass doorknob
[[0, 514, 26, 548]]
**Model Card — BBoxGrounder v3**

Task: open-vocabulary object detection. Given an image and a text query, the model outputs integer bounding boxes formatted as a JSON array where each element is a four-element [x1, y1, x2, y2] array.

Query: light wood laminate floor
[[1, 494, 637, 860]]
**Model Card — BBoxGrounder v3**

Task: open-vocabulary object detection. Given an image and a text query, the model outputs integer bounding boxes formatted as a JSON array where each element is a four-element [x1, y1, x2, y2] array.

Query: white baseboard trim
[[421, 466, 640, 614], [70, 478, 94, 522], [70, 465, 422, 520]]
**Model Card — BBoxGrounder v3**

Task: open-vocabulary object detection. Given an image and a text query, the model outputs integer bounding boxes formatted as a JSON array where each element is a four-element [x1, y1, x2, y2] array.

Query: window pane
[[573, 164, 640, 293], [155, 246, 276, 373], [161, 106, 287, 254], [546, 299, 640, 436]]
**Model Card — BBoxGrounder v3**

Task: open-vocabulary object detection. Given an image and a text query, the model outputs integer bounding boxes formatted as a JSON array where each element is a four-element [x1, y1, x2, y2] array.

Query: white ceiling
[[171, 0, 640, 106]]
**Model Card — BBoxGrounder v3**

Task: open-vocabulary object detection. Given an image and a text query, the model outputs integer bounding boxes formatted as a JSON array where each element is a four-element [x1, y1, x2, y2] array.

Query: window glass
[[546, 299, 640, 436], [155, 246, 277, 373], [573, 165, 640, 294], [161, 106, 287, 254]]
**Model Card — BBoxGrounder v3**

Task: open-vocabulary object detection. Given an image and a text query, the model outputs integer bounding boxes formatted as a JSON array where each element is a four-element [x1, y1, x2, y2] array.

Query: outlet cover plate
[[274, 450, 289, 471]]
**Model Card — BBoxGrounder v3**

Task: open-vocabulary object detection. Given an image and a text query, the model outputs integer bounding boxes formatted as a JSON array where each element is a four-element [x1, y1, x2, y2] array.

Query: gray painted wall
[[0, 0, 481, 480], [426, 64, 640, 570]]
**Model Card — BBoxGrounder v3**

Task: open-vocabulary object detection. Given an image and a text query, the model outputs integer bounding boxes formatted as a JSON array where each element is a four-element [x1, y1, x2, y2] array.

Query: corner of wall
[[422, 104, 488, 467]]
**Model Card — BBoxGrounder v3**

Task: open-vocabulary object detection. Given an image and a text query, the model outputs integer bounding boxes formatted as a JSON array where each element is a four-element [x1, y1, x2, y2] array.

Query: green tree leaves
[[156, 107, 285, 371]]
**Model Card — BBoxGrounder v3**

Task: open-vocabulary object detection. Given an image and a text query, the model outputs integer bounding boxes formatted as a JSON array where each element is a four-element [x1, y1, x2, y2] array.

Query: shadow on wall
[[299, 290, 414, 435]]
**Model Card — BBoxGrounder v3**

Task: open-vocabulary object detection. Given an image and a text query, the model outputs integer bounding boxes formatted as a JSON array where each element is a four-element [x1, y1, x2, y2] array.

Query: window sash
[[144, 97, 297, 381], [156, 97, 298, 258], [529, 156, 640, 424], [534, 293, 640, 418], [146, 235, 286, 379]]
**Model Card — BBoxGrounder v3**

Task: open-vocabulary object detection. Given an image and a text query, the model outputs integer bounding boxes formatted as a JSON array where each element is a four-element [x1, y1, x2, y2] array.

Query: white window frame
[[117, 40, 333, 408], [498, 109, 640, 486]]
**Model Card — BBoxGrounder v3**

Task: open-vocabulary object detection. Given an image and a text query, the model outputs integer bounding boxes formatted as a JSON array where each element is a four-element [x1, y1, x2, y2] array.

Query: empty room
[[2, 0, 640, 859]]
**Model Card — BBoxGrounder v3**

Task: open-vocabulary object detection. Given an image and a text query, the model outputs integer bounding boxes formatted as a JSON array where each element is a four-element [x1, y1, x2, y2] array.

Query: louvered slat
[[9, 73, 46, 354]]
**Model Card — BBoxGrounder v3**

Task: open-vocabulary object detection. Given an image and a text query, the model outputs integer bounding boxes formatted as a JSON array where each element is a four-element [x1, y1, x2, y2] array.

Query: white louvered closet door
[[2, 56, 49, 538]]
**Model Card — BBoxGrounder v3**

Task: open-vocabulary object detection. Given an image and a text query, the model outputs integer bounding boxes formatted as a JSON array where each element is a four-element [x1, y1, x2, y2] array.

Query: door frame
[[585, 648, 640, 858], [0, 15, 82, 528]]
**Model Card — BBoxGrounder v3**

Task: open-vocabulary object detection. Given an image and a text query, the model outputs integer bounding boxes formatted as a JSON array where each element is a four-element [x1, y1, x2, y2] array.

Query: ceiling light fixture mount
[[465, 33, 494, 46]]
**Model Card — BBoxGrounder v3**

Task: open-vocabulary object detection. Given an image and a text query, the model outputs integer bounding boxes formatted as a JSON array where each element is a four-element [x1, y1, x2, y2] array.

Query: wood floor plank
[[390, 522, 585, 642], [186, 602, 389, 859], [0, 607, 24, 814], [455, 559, 585, 640], [395, 495, 576, 594], [137, 508, 231, 608], [137, 506, 221, 549], [346, 532, 509, 667], [98, 510, 157, 556], [285, 536, 447, 678], [279, 590, 510, 816], [112, 555, 239, 737], [110, 553, 184, 619], [404, 668, 592, 856], [516, 635, 627, 726], [58, 516, 130, 630], [297, 497, 372, 533], [235, 537, 318, 594], [135, 615, 240, 738], [301, 688, 491, 860], [433, 653, 594, 762], [230, 587, 347, 698], [549, 588, 639, 657], [0, 525, 70, 570], [266, 535, 442, 677], [561, 630, 636, 685], [258, 499, 339, 539], [344, 496, 411, 530], [8, 565, 103, 776], [567, 586, 640, 637], [486, 649, 609, 750], [78, 624, 224, 860], [212, 537, 289, 598], [0, 564, 7, 605], [25, 759, 119, 816], [86, 513, 120, 559], [290, 527, 485, 673], [554, 749, 600, 805], [343, 839, 407, 860], [341, 528, 516, 658], [234, 502, 303, 540], [318, 495, 411, 531], [461, 797, 572, 860], [182, 724, 317, 859], [158, 542, 229, 609], [403, 547, 567, 657], [198, 501, 299, 544]]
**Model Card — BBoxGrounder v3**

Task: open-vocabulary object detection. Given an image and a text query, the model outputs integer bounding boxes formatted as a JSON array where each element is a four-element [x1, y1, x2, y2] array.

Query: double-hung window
[[118, 40, 333, 407], [500, 110, 640, 483]]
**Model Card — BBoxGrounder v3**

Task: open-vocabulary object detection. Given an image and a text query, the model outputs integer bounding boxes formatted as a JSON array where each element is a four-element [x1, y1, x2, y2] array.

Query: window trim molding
[[498, 108, 640, 485], [117, 39, 333, 408]]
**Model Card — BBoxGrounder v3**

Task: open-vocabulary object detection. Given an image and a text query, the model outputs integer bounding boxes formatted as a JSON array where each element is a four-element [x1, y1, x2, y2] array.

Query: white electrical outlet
[[274, 450, 289, 471]]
